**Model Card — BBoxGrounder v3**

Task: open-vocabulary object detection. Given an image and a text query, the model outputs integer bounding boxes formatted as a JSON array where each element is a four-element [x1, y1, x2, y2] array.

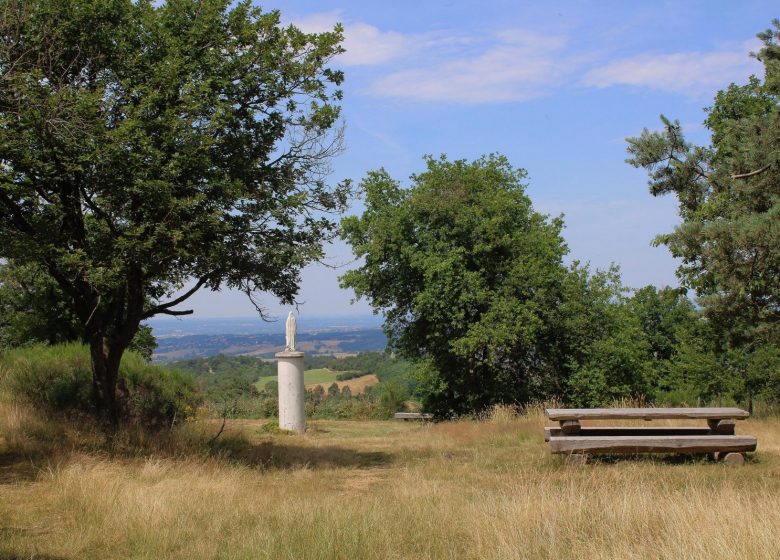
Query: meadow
[[2, 401, 780, 560]]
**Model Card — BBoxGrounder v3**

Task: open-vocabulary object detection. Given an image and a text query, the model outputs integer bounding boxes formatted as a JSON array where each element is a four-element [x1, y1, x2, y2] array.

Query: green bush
[[2, 343, 93, 412], [119, 351, 198, 428], [335, 371, 365, 381], [0, 343, 198, 428]]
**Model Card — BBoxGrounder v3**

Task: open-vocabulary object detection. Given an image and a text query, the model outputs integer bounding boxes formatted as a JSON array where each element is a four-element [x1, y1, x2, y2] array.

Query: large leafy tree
[[626, 21, 780, 348], [340, 155, 571, 416], [0, 0, 347, 427]]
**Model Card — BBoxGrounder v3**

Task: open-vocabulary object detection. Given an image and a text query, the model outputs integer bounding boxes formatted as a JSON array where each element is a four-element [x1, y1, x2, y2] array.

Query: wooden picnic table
[[544, 407, 757, 464]]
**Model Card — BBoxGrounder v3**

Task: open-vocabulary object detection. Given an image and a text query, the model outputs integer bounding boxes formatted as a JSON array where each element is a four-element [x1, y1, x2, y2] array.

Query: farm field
[[255, 368, 378, 394], [2, 403, 780, 559]]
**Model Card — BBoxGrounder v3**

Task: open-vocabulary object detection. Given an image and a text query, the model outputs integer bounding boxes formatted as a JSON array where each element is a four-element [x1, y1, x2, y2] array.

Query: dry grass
[[1, 401, 780, 559]]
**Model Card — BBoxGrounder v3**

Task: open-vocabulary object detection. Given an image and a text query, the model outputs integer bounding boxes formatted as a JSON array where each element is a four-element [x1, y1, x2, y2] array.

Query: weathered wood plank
[[393, 412, 433, 421], [708, 418, 736, 434], [547, 435, 756, 454], [543, 426, 713, 442], [545, 407, 749, 421]]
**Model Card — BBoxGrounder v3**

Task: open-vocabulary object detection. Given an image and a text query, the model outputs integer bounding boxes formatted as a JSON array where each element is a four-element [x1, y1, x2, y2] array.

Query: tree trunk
[[89, 335, 125, 431]]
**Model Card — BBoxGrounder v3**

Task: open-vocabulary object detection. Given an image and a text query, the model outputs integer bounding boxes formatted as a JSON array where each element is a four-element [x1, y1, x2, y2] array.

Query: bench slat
[[546, 407, 749, 421], [548, 435, 757, 454], [543, 426, 713, 442]]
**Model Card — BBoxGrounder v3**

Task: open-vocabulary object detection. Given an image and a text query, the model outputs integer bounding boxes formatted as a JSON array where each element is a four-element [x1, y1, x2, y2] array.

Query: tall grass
[[1, 397, 779, 559]]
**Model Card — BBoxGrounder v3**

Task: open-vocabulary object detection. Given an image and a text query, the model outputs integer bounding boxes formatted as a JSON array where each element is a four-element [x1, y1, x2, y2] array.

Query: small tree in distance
[[0, 0, 347, 428]]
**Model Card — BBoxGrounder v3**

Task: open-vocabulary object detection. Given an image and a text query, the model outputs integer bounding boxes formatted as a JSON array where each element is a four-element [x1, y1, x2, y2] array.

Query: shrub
[[0, 343, 199, 428], [119, 351, 198, 428], [335, 371, 365, 381], [375, 381, 409, 417], [2, 343, 93, 413]]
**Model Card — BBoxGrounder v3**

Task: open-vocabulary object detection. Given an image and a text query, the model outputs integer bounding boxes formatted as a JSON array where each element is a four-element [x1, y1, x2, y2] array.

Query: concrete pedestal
[[275, 351, 305, 433]]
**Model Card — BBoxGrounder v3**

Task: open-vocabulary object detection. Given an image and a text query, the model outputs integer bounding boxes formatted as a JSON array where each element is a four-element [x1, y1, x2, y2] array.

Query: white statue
[[285, 311, 297, 351]]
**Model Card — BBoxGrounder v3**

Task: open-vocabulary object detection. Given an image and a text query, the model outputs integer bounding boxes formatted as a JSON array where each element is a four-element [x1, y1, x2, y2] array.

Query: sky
[[179, 0, 775, 320]]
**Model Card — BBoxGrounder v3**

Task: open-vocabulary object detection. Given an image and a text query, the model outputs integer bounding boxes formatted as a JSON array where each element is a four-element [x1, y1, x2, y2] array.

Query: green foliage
[[626, 21, 780, 349], [339, 152, 770, 411], [341, 154, 574, 416], [2, 343, 92, 411], [128, 325, 157, 363], [0, 0, 347, 425], [164, 351, 418, 420], [0, 261, 82, 348], [374, 381, 409, 417], [0, 261, 158, 359], [303, 384, 404, 420], [752, 345, 780, 404], [555, 266, 651, 406], [171, 355, 276, 380], [168, 355, 276, 419], [335, 371, 365, 381], [1, 343, 198, 427], [119, 352, 198, 428], [629, 286, 698, 363]]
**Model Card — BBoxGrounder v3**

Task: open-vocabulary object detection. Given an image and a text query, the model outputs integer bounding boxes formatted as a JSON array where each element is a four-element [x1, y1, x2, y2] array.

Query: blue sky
[[181, 0, 775, 319]]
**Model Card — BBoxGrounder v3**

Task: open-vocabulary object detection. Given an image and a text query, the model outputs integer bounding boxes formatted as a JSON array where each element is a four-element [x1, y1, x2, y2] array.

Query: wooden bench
[[394, 412, 433, 421], [545, 407, 756, 464]]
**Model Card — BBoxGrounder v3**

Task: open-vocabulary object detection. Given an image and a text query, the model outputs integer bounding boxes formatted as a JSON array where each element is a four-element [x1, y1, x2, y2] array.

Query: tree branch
[[0, 190, 36, 235], [154, 309, 194, 317], [731, 164, 771, 180], [141, 276, 208, 319]]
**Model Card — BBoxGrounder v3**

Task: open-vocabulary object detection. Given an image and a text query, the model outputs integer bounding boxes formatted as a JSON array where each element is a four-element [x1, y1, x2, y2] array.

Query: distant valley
[[149, 316, 387, 362]]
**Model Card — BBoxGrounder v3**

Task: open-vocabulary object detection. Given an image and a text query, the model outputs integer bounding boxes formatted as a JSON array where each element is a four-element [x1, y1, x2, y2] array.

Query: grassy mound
[[0, 343, 198, 428]]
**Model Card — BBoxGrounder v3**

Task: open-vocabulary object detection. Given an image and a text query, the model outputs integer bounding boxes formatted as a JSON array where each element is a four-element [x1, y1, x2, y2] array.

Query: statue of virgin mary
[[285, 311, 297, 351]]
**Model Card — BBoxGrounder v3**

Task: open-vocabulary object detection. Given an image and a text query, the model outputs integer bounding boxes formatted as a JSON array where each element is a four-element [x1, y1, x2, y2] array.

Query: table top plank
[[545, 407, 749, 421]]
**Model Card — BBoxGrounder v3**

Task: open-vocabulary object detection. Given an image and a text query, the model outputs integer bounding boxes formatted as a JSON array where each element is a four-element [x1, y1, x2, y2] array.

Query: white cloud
[[369, 30, 572, 104], [582, 46, 761, 97], [293, 12, 763, 104], [293, 12, 417, 66]]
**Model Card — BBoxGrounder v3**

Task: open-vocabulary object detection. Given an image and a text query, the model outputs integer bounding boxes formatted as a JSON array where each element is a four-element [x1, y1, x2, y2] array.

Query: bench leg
[[712, 451, 745, 466], [707, 419, 736, 434], [559, 420, 581, 435], [722, 452, 745, 466]]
